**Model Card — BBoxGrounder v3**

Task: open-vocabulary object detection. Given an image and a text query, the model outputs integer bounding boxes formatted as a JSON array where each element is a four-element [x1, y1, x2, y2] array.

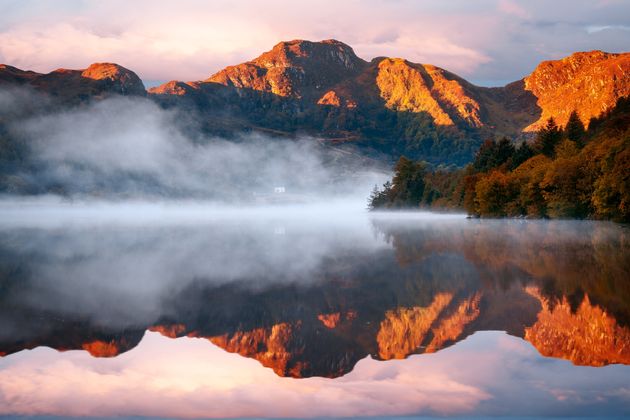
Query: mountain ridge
[[1, 40, 629, 165]]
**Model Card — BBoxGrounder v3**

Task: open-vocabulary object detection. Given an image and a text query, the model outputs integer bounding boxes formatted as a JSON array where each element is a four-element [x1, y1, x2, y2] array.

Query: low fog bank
[[0, 195, 386, 228], [0, 88, 389, 203]]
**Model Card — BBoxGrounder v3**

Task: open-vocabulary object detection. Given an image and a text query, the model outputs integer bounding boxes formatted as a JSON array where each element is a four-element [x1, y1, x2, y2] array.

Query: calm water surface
[[0, 201, 629, 418]]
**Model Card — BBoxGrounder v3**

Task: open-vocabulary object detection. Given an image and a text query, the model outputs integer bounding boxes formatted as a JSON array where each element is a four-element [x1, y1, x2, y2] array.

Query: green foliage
[[368, 181, 393, 210], [565, 110, 585, 146], [472, 137, 515, 172], [511, 141, 534, 169], [421, 169, 465, 209], [369, 157, 428, 209], [368, 98, 630, 222], [539, 155, 591, 218], [390, 156, 427, 207], [534, 117, 562, 157]]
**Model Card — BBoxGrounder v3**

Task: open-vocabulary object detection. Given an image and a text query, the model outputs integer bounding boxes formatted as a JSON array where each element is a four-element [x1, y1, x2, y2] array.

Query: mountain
[[148, 40, 630, 164], [151, 41, 630, 133], [206, 39, 368, 99], [0, 62, 145, 103], [1, 40, 629, 166]]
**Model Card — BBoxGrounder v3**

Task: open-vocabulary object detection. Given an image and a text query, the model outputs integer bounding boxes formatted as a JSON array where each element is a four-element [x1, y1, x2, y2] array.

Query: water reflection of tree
[[371, 219, 630, 326]]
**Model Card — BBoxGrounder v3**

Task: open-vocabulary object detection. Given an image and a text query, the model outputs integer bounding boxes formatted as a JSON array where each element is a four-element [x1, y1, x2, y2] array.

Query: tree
[[474, 171, 519, 217], [565, 110, 585, 146], [512, 154, 552, 217], [472, 137, 516, 173], [510, 140, 534, 169], [540, 156, 591, 218], [367, 184, 382, 210], [367, 181, 393, 210], [390, 156, 427, 207], [535, 117, 562, 157], [472, 139, 497, 172]]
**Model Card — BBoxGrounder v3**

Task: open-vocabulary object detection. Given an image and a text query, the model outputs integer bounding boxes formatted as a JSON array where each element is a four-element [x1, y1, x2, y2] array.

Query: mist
[[1, 88, 388, 204]]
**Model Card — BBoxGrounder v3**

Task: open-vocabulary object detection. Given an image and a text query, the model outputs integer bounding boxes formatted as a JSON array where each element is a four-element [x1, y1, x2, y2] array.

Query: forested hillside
[[369, 97, 630, 222]]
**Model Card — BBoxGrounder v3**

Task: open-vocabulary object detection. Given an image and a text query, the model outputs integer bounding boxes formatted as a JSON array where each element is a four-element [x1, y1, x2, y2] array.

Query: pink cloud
[[0, 1, 497, 81], [0, 331, 491, 418], [1, 330, 629, 417], [498, 0, 531, 18]]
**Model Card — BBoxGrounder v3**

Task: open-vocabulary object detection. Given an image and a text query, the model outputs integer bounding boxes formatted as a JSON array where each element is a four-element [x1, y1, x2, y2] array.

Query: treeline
[[369, 97, 630, 222]]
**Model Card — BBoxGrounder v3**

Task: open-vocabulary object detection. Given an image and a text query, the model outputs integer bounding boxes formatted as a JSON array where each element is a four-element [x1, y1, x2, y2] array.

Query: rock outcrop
[[206, 39, 367, 99], [523, 50, 630, 130]]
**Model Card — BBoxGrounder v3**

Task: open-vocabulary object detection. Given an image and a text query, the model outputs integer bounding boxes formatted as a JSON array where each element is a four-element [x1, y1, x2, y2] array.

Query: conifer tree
[[565, 110, 585, 147], [535, 117, 562, 157]]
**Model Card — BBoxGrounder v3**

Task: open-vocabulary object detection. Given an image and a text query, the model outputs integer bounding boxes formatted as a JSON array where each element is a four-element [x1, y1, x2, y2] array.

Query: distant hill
[[0, 62, 145, 102]]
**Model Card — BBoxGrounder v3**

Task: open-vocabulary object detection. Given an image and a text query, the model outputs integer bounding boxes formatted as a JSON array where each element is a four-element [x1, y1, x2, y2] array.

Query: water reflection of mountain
[[0, 218, 628, 377]]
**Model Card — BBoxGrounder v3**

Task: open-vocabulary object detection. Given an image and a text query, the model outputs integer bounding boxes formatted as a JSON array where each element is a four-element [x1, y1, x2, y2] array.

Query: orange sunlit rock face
[[206, 39, 367, 99], [377, 293, 453, 360], [0, 61, 146, 102], [525, 288, 630, 366], [148, 80, 200, 96], [317, 90, 358, 108], [4, 39, 627, 136], [375, 59, 483, 127], [523, 50, 630, 130]]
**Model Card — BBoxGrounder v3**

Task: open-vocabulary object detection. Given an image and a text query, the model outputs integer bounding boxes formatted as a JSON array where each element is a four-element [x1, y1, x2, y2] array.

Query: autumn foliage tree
[[369, 97, 630, 222]]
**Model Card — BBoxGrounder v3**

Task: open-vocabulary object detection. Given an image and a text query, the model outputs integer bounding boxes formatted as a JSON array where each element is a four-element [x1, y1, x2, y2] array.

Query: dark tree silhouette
[[534, 117, 562, 157], [565, 110, 585, 146]]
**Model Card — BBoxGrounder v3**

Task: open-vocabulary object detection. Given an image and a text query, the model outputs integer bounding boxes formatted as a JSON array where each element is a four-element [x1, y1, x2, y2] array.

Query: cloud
[[0, 331, 491, 417], [498, 0, 530, 18], [586, 24, 630, 34]]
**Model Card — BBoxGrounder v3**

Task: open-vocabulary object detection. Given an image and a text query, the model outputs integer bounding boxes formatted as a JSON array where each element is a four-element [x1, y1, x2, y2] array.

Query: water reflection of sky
[[1, 330, 629, 418], [0, 201, 629, 418]]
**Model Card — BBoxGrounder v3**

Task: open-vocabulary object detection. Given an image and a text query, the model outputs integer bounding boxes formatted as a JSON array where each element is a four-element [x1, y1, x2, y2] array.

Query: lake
[[0, 200, 629, 418]]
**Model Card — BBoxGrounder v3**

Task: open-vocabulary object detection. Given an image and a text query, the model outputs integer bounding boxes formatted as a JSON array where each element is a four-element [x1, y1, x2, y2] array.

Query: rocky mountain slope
[[206, 39, 368, 99], [523, 50, 630, 130], [0, 62, 145, 103], [1, 40, 629, 165], [151, 41, 629, 134]]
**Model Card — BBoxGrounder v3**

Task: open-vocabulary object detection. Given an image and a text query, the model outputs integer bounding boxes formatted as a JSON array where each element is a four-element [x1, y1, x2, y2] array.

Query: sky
[[0, 0, 629, 85]]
